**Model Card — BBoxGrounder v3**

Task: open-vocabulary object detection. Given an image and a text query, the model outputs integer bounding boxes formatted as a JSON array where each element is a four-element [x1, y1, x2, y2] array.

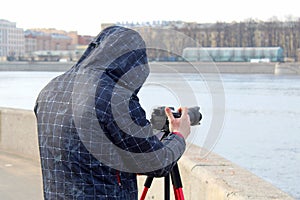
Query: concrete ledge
[[137, 144, 295, 199], [0, 61, 277, 74], [275, 63, 300, 75], [0, 61, 73, 72], [0, 107, 39, 161], [149, 62, 276, 74], [1, 61, 300, 75], [0, 107, 295, 199]]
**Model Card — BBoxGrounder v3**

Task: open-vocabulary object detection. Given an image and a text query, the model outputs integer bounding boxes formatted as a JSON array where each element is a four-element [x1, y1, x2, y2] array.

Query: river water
[[0, 71, 299, 199]]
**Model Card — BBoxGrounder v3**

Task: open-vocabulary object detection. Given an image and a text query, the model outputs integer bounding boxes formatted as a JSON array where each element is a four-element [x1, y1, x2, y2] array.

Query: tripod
[[139, 106, 201, 199], [140, 130, 185, 200], [140, 163, 184, 200]]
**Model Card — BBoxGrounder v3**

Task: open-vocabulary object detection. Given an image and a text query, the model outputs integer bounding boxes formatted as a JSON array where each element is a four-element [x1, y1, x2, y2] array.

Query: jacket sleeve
[[141, 132, 186, 177], [96, 91, 186, 176]]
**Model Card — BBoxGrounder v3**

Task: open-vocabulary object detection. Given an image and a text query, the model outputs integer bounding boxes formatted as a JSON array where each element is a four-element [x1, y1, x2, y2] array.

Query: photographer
[[34, 26, 190, 200]]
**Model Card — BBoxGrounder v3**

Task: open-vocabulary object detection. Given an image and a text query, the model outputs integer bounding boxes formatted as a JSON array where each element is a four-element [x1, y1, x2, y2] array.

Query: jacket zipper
[[116, 171, 121, 186]]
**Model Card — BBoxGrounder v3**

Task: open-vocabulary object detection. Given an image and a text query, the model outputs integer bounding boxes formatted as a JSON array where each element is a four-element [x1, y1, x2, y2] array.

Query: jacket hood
[[74, 26, 149, 91]]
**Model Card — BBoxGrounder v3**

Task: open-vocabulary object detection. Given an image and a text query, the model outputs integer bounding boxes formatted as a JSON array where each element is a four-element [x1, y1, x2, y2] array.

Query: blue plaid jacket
[[34, 26, 186, 199]]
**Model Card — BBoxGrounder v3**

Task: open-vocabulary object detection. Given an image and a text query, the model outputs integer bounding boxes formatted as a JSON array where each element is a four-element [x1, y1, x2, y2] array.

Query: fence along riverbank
[[0, 107, 295, 199]]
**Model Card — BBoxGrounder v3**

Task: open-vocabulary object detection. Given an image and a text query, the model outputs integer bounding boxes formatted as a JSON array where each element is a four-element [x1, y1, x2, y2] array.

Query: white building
[[0, 19, 25, 60]]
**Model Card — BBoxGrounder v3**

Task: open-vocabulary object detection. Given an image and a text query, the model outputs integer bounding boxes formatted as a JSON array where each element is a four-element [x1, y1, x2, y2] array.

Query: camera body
[[150, 106, 202, 132]]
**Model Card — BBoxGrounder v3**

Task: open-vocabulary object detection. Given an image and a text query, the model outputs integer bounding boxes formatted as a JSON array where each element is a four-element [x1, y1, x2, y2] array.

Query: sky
[[1, 0, 299, 35]]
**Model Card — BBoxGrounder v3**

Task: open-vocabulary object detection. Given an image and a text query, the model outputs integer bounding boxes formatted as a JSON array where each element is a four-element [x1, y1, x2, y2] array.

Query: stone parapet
[[137, 145, 294, 199], [0, 107, 39, 161]]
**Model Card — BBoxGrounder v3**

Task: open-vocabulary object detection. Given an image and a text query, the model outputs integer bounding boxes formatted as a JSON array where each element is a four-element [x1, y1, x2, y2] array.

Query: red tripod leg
[[174, 187, 184, 200], [140, 187, 149, 200], [171, 164, 185, 200], [140, 176, 154, 200], [178, 188, 184, 199], [140, 163, 185, 200]]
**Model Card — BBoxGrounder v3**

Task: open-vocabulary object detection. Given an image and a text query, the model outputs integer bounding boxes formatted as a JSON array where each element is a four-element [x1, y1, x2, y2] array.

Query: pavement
[[0, 149, 43, 200]]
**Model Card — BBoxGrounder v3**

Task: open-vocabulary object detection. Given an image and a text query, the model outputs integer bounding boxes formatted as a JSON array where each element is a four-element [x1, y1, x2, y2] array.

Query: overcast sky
[[2, 0, 299, 35]]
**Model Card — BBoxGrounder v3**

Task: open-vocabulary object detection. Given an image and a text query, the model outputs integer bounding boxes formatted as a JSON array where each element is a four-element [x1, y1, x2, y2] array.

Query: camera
[[150, 106, 202, 132]]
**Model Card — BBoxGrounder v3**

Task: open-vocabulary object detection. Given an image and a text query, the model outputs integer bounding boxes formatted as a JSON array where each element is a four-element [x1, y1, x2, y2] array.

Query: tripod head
[[150, 106, 202, 133]]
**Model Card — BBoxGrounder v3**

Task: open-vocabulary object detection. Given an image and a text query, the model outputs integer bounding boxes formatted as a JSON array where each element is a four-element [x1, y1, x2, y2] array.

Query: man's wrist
[[172, 131, 184, 139]]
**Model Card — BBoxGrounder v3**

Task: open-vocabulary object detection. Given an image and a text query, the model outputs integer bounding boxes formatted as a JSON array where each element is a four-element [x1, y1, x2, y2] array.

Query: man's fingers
[[179, 107, 188, 117], [165, 107, 175, 121]]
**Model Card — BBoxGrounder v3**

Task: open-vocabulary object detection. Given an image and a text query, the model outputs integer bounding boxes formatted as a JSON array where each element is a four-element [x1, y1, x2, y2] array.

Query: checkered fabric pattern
[[34, 26, 186, 200]]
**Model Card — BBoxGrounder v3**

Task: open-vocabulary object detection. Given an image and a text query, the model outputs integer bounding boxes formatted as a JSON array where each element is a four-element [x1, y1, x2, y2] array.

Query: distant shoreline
[[0, 61, 299, 75]]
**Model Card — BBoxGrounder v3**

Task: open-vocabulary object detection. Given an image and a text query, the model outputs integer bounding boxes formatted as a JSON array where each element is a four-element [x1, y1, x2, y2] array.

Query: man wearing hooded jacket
[[34, 26, 190, 200]]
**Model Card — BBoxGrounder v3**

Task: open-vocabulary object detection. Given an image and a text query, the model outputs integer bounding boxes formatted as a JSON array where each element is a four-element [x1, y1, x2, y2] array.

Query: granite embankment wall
[[0, 61, 299, 74], [0, 107, 295, 199]]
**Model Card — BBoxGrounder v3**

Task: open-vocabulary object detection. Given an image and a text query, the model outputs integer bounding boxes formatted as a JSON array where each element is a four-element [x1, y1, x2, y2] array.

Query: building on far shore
[[1, 19, 94, 62], [0, 19, 25, 61]]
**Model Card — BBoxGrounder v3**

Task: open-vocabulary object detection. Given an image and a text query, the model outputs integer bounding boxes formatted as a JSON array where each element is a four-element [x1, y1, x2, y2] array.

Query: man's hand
[[165, 107, 191, 139]]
